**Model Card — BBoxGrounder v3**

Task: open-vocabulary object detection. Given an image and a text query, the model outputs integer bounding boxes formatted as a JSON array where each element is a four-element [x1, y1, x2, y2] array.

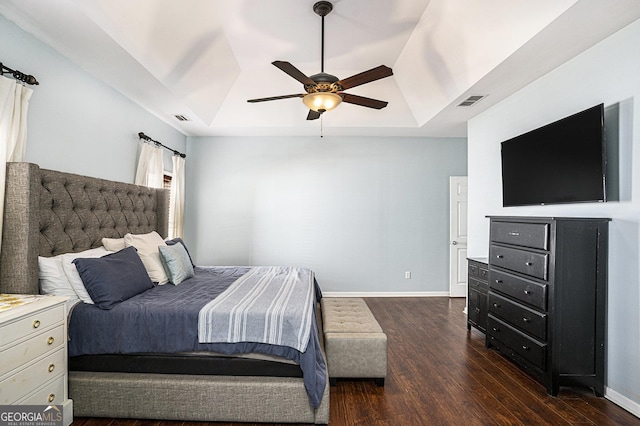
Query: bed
[[0, 162, 330, 424]]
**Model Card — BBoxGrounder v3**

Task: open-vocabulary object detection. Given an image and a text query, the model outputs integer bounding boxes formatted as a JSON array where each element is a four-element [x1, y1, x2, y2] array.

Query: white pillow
[[61, 247, 113, 304], [38, 255, 78, 299], [38, 255, 82, 313], [101, 237, 126, 252], [124, 231, 169, 284]]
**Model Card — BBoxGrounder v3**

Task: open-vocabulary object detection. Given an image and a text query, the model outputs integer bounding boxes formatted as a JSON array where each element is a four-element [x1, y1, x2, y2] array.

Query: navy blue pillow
[[165, 237, 196, 267], [72, 246, 154, 310]]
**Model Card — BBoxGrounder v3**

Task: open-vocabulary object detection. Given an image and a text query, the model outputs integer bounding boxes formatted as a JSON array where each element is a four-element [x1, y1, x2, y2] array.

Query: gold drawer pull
[[522, 345, 530, 351], [496, 254, 504, 259], [522, 317, 531, 323], [523, 290, 531, 295], [33, 319, 41, 329], [47, 336, 55, 345], [493, 303, 500, 308], [48, 364, 55, 373], [48, 394, 55, 403], [525, 262, 533, 266]]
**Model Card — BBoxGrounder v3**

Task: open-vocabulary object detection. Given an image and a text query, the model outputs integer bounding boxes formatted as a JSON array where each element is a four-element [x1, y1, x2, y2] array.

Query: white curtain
[[169, 155, 185, 238], [134, 141, 164, 188], [0, 76, 33, 251]]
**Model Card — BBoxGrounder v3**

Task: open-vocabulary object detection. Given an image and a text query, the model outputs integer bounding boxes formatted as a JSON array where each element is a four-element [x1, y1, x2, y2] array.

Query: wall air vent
[[173, 114, 191, 122], [457, 95, 486, 107]]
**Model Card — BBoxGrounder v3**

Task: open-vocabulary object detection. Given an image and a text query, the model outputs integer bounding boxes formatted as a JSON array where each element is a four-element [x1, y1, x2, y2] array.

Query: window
[[163, 172, 174, 238]]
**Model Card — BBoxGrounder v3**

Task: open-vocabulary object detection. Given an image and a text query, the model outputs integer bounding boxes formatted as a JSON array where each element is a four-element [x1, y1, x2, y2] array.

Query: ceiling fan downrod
[[313, 1, 333, 73]]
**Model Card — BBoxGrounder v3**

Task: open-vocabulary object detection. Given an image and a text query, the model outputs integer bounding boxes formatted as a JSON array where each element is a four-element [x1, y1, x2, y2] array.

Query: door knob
[[451, 241, 457, 245]]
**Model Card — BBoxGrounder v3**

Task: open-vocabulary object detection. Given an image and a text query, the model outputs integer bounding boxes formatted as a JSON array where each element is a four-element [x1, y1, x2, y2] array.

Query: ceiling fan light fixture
[[302, 92, 342, 112]]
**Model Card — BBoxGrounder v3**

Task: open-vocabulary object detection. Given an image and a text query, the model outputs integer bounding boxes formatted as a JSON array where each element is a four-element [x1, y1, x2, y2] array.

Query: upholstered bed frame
[[0, 163, 329, 424]]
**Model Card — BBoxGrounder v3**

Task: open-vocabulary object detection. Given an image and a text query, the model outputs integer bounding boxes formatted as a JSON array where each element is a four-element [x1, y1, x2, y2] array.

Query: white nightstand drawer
[[0, 304, 64, 346], [0, 347, 66, 404], [0, 324, 65, 377], [17, 375, 66, 405]]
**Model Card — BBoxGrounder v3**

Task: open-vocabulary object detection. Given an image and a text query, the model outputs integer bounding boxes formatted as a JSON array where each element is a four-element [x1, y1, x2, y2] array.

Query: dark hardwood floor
[[72, 297, 639, 426]]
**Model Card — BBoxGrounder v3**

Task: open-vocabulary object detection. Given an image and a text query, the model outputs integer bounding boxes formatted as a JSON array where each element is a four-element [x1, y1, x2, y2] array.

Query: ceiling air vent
[[173, 114, 191, 122], [457, 95, 486, 107]]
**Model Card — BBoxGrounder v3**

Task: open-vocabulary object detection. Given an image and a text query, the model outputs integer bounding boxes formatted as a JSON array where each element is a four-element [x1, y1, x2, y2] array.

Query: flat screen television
[[501, 104, 606, 207]]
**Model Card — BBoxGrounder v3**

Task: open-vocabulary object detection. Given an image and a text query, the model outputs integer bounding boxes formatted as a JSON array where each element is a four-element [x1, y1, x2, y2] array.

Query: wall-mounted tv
[[501, 104, 606, 207]]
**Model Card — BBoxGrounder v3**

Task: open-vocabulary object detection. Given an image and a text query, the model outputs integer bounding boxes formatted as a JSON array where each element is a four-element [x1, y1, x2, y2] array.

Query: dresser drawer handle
[[47, 336, 55, 345], [525, 262, 533, 266], [522, 317, 531, 323], [48, 364, 55, 373], [475, 307, 480, 313], [33, 319, 41, 329], [495, 279, 503, 284], [496, 255, 504, 259], [522, 345, 530, 351], [492, 327, 500, 332], [523, 290, 531, 295], [48, 394, 55, 403], [493, 303, 500, 308]]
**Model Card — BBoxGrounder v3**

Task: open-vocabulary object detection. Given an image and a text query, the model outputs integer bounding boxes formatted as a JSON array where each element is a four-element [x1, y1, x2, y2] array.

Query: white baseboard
[[322, 291, 451, 298], [606, 387, 640, 418]]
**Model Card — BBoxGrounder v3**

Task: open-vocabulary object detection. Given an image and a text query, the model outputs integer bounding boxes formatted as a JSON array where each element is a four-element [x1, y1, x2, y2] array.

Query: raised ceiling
[[2, 0, 640, 137]]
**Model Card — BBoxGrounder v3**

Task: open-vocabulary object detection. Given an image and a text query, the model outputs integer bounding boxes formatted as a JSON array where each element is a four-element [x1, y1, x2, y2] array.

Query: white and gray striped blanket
[[198, 266, 316, 352]]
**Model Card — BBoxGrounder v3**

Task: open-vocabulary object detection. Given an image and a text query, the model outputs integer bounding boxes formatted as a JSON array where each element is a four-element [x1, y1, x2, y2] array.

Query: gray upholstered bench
[[321, 297, 387, 386]]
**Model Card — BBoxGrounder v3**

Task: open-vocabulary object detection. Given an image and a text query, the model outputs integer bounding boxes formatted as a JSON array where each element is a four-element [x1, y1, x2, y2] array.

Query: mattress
[[70, 352, 303, 377]]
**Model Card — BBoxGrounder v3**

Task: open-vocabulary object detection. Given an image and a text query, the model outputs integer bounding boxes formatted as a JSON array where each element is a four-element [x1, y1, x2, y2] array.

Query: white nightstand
[[0, 295, 73, 426]]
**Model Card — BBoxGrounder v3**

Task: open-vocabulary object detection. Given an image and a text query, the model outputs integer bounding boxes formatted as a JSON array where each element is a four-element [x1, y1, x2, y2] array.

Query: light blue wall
[[0, 14, 186, 182], [468, 19, 640, 415], [185, 136, 467, 294]]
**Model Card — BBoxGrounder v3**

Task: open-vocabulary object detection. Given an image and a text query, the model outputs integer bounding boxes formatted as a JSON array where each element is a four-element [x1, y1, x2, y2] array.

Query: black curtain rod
[[0, 62, 39, 85], [138, 132, 186, 158]]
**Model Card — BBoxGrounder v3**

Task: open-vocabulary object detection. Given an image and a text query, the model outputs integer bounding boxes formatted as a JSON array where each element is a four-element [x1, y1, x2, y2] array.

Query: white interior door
[[449, 176, 468, 297]]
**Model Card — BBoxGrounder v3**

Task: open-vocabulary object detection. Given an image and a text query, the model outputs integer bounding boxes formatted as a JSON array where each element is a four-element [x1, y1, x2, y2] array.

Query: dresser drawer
[[490, 244, 548, 280], [488, 315, 546, 370], [468, 262, 480, 279], [0, 304, 64, 346], [479, 266, 488, 281], [469, 277, 488, 293], [17, 375, 66, 405], [0, 347, 66, 404], [488, 292, 546, 340], [0, 324, 65, 376], [489, 269, 547, 310], [491, 221, 549, 250]]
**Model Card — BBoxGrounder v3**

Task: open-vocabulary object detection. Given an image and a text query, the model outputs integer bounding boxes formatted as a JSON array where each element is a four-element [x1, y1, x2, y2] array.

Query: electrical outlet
[[405, 271, 411, 279]]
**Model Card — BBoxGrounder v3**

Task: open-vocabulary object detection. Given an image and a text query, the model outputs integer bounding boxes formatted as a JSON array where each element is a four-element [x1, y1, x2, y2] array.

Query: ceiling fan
[[247, 1, 394, 121]]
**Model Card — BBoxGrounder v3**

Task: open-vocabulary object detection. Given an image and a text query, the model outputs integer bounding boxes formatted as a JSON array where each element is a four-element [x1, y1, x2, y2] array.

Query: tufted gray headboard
[[0, 162, 169, 295]]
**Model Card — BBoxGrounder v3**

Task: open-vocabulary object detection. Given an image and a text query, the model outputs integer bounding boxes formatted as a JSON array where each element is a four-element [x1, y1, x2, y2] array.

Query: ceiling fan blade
[[340, 93, 389, 109], [247, 93, 305, 103], [337, 65, 393, 90], [272, 61, 316, 86], [307, 110, 322, 120]]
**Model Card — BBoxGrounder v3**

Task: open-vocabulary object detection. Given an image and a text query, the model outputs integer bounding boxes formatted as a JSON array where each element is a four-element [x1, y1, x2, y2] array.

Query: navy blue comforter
[[68, 266, 327, 408]]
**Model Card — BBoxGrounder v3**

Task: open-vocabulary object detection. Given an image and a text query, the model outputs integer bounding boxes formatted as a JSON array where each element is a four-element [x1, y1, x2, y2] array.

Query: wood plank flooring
[[71, 297, 639, 426]]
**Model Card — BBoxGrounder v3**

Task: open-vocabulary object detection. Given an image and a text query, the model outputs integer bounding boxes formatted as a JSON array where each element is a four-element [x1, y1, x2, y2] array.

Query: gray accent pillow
[[159, 243, 195, 285]]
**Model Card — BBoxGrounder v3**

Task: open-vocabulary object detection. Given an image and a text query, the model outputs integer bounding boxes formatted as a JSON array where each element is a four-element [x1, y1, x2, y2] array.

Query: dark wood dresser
[[486, 216, 609, 396], [467, 258, 488, 333]]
